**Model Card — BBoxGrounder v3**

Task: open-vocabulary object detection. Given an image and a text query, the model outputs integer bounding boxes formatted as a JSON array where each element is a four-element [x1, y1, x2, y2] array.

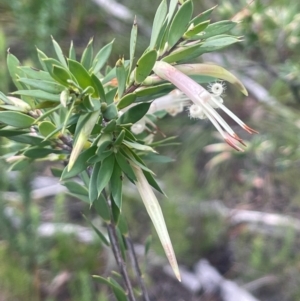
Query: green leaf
[[105, 87, 117, 104], [135, 83, 172, 97], [8, 134, 48, 145], [38, 121, 57, 137], [189, 5, 217, 26], [91, 39, 115, 74], [193, 20, 237, 40], [184, 20, 210, 38], [61, 146, 96, 180], [81, 38, 94, 70], [83, 214, 110, 246], [110, 163, 122, 208], [69, 41, 76, 60], [123, 140, 156, 153], [142, 169, 165, 195], [97, 154, 115, 196], [36, 48, 49, 71], [117, 93, 136, 110], [135, 49, 157, 84], [18, 78, 64, 94], [89, 162, 101, 204], [51, 36, 68, 68], [117, 102, 151, 125], [102, 119, 117, 133], [94, 194, 111, 223], [23, 147, 62, 158], [0, 128, 29, 137], [63, 180, 89, 197], [121, 148, 154, 175], [93, 276, 128, 301], [43, 60, 71, 87], [117, 215, 128, 236], [149, 0, 167, 49], [115, 152, 136, 182], [115, 58, 126, 99], [91, 73, 106, 101], [12, 90, 60, 102], [102, 103, 118, 120], [18, 66, 53, 81], [162, 43, 201, 63], [167, 0, 179, 24], [7, 51, 23, 90], [0, 111, 35, 128], [114, 130, 125, 147], [9, 158, 31, 171], [109, 277, 128, 301], [128, 16, 138, 79], [167, 0, 193, 49], [190, 35, 240, 58], [68, 59, 92, 89]]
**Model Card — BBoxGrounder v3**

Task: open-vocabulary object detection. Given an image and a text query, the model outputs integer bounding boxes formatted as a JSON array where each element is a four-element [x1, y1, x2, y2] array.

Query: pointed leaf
[[68, 59, 92, 89], [61, 146, 96, 180], [91, 39, 115, 74], [89, 162, 101, 204], [115, 58, 126, 99], [69, 41, 76, 60], [167, 0, 193, 48], [12, 90, 60, 102], [83, 214, 110, 246], [51, 36, 68, 68], [115, 152, 136, 182], [110, 163, 122, 208], [0, 111, 35, 128], [18, 78, 65, 94], [117, 102, 151, 125], [97, 154, 115, 196], [128, 16, 138, 78], [94, 194, 111, 223], [149, 0, 167, 49], [81, 38, 94, 70], [189, 5, 217, 26], [195, 20, 236, 40], [91, 73, 106, 101]]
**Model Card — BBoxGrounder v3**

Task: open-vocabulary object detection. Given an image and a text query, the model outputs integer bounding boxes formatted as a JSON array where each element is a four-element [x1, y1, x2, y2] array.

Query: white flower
[[149, 89, 190, 116], [153, 61, 257, 151]]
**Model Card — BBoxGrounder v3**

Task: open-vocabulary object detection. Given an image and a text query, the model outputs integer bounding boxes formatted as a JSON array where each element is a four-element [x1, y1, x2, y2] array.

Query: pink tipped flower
[[153, 61, 257, 151]]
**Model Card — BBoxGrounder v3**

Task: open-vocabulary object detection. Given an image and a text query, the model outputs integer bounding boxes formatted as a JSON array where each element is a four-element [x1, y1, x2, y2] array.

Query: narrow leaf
[[149, 0, 168, 49], [0, 111, 35, 128], [91, 39, 115, 74], [117, 102, 151, 125], [81, 38, 94, 70], [167, 0, 193, 49], [51, 36, 68, 68], [97, 154, 115, 196]]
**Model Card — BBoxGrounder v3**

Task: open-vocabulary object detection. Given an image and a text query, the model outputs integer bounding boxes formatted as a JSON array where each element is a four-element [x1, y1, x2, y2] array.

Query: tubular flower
[[152, 61, 257, 151]]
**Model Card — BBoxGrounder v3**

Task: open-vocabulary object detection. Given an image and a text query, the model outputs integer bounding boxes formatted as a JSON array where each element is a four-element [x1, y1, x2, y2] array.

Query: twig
[[102, 189, 136, 301], [106, 223, 136, 301], [126, 236, 150, 301]]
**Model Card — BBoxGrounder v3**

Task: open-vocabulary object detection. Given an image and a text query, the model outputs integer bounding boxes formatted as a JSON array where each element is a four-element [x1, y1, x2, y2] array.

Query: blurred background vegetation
[[1, 0, 300, 300]]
